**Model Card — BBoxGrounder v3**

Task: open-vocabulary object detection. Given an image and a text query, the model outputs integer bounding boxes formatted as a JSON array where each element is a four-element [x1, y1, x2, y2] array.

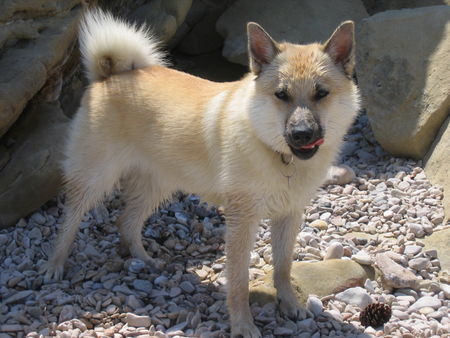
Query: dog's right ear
[[247, 22, 279, 75]]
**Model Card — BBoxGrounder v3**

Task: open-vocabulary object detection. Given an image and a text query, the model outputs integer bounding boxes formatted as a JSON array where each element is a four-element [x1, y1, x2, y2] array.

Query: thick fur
[[44, 9, 360, 338], [79, 9, 166, 82]]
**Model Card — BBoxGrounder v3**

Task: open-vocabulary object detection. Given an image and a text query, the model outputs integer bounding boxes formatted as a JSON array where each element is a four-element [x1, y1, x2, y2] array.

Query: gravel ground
[[0, 112, 449, 338]]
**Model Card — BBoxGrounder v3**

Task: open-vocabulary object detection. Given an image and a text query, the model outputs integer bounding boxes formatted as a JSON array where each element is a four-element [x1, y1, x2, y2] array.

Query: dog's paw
[[39, 261, 65, 282], [277, 296, 312, 321], [231, 320, 261, 338]]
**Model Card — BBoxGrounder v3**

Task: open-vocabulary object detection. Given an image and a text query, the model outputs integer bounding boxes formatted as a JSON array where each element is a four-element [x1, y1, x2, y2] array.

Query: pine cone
[[359, 303, 392, 328]]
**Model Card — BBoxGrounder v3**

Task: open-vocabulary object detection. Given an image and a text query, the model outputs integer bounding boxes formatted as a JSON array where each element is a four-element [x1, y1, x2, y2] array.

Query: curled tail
[[79, 9, 167, 82]]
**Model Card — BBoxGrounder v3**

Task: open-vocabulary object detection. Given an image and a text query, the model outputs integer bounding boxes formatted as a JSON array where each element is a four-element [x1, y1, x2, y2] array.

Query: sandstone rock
[[425, 116, 450, 222], [216, 0, 368, 66], [250, 259, 369, 305], [0, 2, 81, 137], [356, 6, 450, 159], [423, 228, 450, 274], [0, 102, 70, 228], [361, 0, 450, 15], [375, 253, 419, 289]]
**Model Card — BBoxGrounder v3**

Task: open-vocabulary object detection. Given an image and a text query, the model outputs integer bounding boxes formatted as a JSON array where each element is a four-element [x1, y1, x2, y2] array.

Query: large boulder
[[0, 0, 82, 137], [176, 0, 233, 55], [0, 101, 70, 228], [216, 0, 368, 66], [361, 0, 450, 15], [130, 0, 193, 44], [425, 116, 450, 222], [423, 228, 450, 274], [356, 6, 450, 159]]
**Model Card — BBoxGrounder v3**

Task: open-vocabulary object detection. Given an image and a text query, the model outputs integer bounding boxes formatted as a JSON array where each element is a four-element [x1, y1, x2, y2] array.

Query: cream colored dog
[[44, 9, 360, 337]]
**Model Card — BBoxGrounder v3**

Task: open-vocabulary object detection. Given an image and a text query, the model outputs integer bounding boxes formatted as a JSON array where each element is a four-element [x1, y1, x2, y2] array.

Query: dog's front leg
[[271, 212, 312, 320], [225, 196, 262, 338]]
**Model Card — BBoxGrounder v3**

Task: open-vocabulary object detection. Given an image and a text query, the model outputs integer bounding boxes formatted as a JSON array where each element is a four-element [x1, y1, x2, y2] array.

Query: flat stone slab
[[250, 259, 370, 305]]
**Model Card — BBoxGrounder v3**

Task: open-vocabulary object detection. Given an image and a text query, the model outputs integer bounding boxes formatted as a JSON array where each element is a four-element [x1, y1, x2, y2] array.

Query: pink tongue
[[300, 138, 324, 149]]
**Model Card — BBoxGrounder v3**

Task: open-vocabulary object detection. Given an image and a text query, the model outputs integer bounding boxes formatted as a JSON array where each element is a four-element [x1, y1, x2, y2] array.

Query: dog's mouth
[[289, 138, 324, 160]]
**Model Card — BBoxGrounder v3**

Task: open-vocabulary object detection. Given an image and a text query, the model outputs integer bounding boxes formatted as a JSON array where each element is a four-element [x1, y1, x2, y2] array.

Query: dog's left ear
[[324, 21, 355, 76], [247, 22, 279, 75]]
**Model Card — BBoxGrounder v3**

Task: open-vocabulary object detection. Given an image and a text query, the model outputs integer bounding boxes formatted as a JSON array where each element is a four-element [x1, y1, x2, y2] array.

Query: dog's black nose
[[291, 126, 314, 145]]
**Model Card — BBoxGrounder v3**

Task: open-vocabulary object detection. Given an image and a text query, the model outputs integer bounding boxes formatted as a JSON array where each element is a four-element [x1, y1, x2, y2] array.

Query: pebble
[[404, 245, 422, 256], [180, 281, 195, 294], [335, 287, 373, 308], [352, 250, 373, 265], [310, 220, 328, 230], [324, 242, 344, 260], [409, 297, 442, 312], [170, 287, 182, 298], [306, 296, 323, 316], [128, 259, 146, 274], [125, 313, 151, 327], [408, 258, 431, 271], [133, 279, 153, 293]]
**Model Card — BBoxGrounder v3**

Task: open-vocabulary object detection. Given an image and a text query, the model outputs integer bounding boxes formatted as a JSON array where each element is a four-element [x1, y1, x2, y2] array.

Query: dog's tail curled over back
[[79, 9, 167, 82]]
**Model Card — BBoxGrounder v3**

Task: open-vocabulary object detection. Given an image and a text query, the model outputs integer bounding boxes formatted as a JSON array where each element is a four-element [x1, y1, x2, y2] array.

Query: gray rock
[[133, 279, 153, 294], [58, 305, 74, 323], [3, 290, 33, 305], [126, 295, 144, 310], [130, 0, 192, 44], [170, 287, 182, 298], [408, 258, 431, 271], [28, 227, 43, 242], [0, 3, 81, 137], [0, 102, 70, 228], [128, 259, 146, 274], [179, 281, 195, 294], [306, 296, 323, 317], [274, 327, 294, 336], [216, 0, 367, 65], [404, 245, 422, 256]]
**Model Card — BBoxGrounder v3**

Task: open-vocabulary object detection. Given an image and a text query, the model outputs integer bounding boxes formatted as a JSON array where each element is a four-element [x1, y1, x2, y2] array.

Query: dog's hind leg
[[43, 167, 120, 280], [116, 171, 169, 271], [271, 212, 312, 320]]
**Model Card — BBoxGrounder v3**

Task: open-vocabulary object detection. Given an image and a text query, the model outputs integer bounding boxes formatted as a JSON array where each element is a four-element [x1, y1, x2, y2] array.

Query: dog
[[43, 9, 360, 337]]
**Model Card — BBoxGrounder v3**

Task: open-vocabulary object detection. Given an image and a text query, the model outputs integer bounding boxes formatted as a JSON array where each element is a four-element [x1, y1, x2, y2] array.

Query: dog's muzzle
[[285, 125, 324, 160]]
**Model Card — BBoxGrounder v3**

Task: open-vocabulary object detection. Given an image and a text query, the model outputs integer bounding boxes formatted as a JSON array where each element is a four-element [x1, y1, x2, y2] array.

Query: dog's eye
[[275, 90, 289, 101], [314, 88, 329, 101]]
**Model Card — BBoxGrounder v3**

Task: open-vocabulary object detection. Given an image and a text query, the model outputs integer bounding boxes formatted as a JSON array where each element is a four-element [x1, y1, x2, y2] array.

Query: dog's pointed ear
[[247, 22, 279, 75], [324, 21, 355, 76]]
